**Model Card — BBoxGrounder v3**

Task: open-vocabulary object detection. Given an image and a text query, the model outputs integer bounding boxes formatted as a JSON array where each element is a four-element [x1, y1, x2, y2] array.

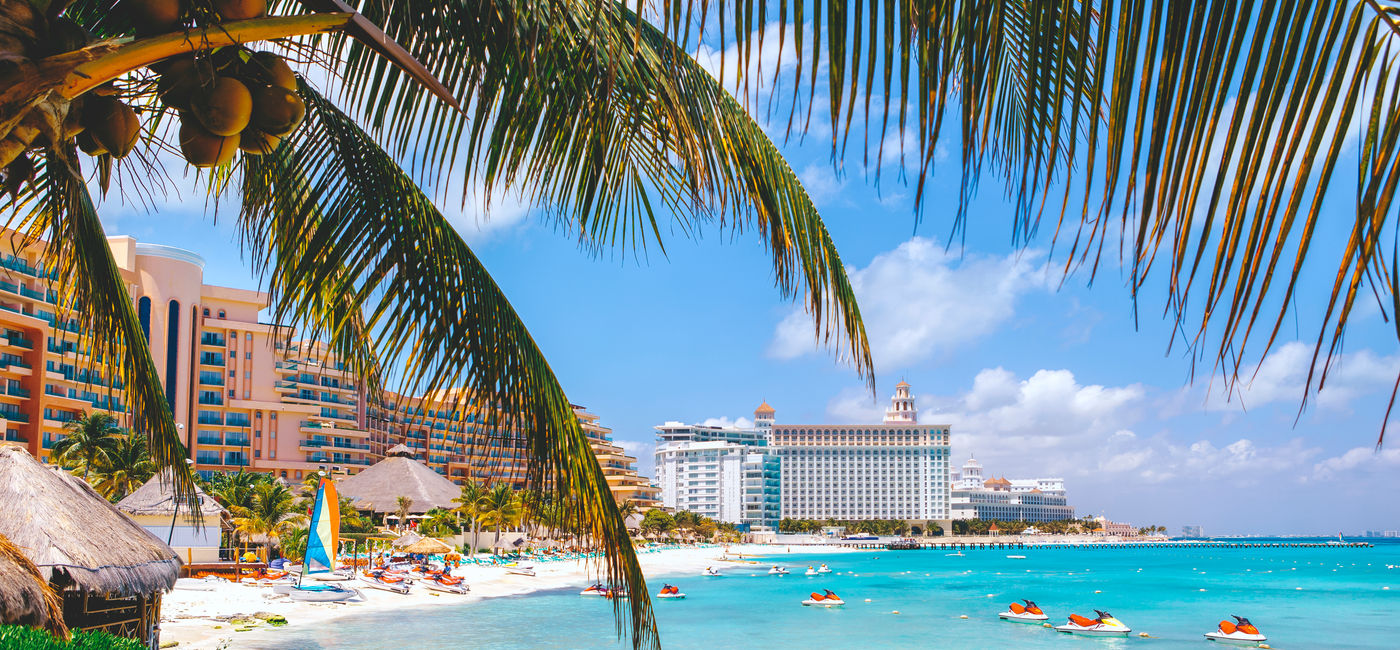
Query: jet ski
[[359, 570, 412, 594], [702, 567, 721, 577], [657, 584, 686, 599], [817, 564, 832, 573], [1204, 616, 1266, 646], [802, 589, 845, 607], [999, 599, 1049, 624], [805, 566, 819, 576], [580, 583, 609, 596], [422, 573, 470, 595], [768, 566, 790, 575], [1055, 610, 1131, 636], [505, 565, 536, 577]]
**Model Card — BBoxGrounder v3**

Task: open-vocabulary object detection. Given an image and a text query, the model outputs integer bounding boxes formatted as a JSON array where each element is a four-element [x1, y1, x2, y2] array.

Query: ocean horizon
[[242, 538, 1399, 649]]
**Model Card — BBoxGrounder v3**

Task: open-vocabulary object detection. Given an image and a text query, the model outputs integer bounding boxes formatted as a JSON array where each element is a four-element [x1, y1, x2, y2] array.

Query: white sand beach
[[159, 544, 863, 648]]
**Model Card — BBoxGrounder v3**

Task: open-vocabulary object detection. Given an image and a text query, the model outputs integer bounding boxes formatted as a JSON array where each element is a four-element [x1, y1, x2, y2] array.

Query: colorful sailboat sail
[[304, 478, 340, 574]]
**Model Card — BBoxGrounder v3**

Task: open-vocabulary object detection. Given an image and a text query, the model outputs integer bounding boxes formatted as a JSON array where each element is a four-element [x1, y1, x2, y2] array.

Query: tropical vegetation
[[477, 483, 523, 550], [85, 429, 155, 501], [778, 518, 915, 536], [0, 624, 144, 650], [452, 480, 488, 553], [50, 412, 122, 480], [3, 1, 1398, 646], [227, 481, 305, 557]]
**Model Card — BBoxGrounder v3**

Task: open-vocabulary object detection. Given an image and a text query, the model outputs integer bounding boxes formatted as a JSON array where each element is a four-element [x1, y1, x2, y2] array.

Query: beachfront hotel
[[655, 382, 953, 526], [653, 420, 780, 528], [0, 232, 658, 499], [949, 456, 1075, 522], [769, 382, 952, 523], [578, 407, 662, 508]]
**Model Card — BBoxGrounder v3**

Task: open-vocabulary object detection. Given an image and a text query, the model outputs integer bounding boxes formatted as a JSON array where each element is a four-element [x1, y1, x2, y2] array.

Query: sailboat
[[276, 478, 360, 602]]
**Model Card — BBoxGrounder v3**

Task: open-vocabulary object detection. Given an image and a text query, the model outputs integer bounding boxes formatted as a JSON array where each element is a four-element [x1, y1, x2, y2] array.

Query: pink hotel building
[[0, 232, 655, 497]]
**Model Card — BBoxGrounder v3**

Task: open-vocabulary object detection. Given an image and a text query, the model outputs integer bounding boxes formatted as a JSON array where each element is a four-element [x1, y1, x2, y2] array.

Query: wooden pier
[[830, 541, 1375, 550]]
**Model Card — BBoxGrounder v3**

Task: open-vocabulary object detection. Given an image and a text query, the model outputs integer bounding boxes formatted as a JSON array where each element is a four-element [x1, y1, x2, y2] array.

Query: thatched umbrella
[[338, 445, 459, 514], [0, 532, 65, 637], [116, 470, 226, 518], [400, 537, 454, 555], [0, 445, 179, 643], [390, 531, 423, 548]]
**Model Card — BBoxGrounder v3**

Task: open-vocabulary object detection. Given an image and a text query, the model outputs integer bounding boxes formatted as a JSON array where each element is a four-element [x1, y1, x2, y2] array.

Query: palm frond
[[6, 150, 199, 517], [238, 84, 658, 647], [672, 0, 1400, 439]]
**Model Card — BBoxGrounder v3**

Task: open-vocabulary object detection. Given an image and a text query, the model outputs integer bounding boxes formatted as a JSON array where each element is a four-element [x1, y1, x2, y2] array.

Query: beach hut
[[117, 470, 227, 564], [0, 532, 65, 637], [337, 444, 460, 514], [390, 531, 424, 549], [0, 445, 180, 645]]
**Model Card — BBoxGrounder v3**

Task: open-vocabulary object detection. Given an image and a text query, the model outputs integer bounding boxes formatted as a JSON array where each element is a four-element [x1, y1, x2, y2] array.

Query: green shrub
[[0, 625, 146, 649]]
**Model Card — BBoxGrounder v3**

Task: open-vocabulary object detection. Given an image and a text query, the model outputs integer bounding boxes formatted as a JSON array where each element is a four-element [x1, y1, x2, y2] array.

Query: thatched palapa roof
[[0, 532, 66, 636], [390, 531, 423, 548], [117, 470, 227, 518], [400, 537, 454, 555], [0, 445, 180, 597], [337, 451, 459, 514]]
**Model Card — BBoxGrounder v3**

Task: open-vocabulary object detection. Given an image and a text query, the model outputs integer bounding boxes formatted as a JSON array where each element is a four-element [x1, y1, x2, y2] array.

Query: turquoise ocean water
[[244, 539, 1399, 649]]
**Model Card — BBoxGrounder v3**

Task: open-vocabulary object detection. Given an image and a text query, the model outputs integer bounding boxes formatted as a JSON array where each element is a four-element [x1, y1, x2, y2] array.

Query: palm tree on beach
[[51, 412, 122, 480], [453, 481, 488, 553], [0, 6, 869, 642], [394, 495, 413, 531], [229, 481, 306, 559], [6, 2, 1400, 646], [89, 429, 156, 501], [477, 484, 523, 551]]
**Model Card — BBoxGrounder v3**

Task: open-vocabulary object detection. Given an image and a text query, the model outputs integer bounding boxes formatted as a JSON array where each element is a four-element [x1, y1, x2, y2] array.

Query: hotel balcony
[[198, 353, 225, 367], [300, 437, 372, 452], [199, 332, 227, 347]]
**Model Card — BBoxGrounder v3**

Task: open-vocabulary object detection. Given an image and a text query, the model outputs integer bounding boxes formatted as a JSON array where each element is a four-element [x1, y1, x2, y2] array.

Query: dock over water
[[832, 541, 1376, 550]]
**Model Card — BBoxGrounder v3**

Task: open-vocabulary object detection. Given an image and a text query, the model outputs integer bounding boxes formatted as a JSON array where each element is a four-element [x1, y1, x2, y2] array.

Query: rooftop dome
[[754, 401, 776, 416]]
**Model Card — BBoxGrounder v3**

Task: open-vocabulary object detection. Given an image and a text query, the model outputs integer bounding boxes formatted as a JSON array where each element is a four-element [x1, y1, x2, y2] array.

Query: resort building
[[768, 382, 952, 523], [2, 231, 658, 492], [949, 456, 1074, 522], [653, 421, 780, 529], [576, 406, 661, 508]]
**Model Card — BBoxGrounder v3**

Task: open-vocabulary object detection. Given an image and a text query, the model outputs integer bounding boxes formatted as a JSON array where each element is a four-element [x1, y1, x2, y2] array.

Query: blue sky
[[93, 20, 1400, 537]]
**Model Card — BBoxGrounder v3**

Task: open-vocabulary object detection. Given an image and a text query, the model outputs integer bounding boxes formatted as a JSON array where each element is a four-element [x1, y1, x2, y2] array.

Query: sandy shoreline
[[159, 544, 862, 648]]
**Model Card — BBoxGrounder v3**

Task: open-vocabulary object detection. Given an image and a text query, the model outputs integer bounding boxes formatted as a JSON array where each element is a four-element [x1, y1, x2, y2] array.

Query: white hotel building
[[948, 456, 1074, 522], [769, 382, 952, 523], [653, 421, 780, 529]]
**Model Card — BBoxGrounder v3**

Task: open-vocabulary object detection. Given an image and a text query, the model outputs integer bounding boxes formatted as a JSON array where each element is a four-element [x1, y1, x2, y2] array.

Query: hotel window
[[217, 309, 225, 318], [202, 308, 210, 317]]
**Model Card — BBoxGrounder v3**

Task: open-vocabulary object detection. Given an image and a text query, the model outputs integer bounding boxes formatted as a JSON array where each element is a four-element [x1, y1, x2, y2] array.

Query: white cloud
[[1206, 341, 1400, 413], [768, 237, 1054, 366], [700, 415, 755, 429], [797, 162, 844, 205], [439, 175, 532, 243], [1313, 446, 1400, 480]]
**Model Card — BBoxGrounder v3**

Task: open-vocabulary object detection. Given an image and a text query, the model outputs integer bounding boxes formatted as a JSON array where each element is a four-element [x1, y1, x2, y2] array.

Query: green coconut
[[249, 85, 305, 136], [190, 76, 251, 136], [82, 97, 140, 159], [179, 118, 239, 167], [243, 52, 297, 90], [213, 0, 266, 21]]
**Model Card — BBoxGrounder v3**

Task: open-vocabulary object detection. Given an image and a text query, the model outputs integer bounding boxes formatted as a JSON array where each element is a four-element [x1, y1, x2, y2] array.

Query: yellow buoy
[[958, 615, 967, 619]]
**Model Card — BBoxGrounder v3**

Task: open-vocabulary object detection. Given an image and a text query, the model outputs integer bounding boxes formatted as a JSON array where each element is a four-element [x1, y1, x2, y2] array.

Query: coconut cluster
[[156, 49, 304, 167]]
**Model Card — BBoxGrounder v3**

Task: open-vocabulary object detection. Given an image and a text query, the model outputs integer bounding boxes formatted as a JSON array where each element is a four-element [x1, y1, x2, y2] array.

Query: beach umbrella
[[401, 537, 454, 555]]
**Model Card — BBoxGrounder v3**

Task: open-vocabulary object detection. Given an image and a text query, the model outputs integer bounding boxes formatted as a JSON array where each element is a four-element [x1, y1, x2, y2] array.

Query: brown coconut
[[243, 52, 297, 90], [156, 57, 203, 111], [190, 76, 251, 136], [213, 0, 265, 21], [179, 119, 239, 167], [238, 129, 282, 155], [249, 85, 305, 136], [120, 0, 183, 34], [82, 97, 140, 159], [76, 131, 106, 156]]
